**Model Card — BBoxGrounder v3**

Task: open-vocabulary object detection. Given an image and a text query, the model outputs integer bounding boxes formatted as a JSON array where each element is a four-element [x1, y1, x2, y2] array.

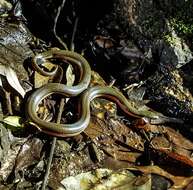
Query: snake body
[[26, 50, 183, 137]]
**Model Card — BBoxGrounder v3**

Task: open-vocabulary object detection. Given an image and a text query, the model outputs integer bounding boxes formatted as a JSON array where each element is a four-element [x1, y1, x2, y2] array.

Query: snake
[[26, 49, 183, 137]]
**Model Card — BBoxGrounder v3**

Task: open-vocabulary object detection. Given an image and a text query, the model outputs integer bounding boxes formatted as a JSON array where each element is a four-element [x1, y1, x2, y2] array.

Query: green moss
[[163, 16, 193, 46], [161, 1, 193, 48], [170, 18, 193, 36], [163, 34, 176, 45]]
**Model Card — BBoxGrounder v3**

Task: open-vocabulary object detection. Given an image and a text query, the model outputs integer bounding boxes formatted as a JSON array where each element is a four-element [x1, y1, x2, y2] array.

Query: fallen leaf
[[0, 77, 2, 87], [34, 61, 55, 88], [0, 65, 25, 97], [34, 71, 50, 88], [3, 116, 24, 128], [66, 65, 75, 86], [127, 165, 193, 189], [14, 138, 44, 181], [0, 124, 26, 182], [59, 168, 151, 190]]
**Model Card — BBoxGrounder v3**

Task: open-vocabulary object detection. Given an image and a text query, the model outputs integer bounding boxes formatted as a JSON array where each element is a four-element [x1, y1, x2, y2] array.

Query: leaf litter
[[1, 1, 193, 190]]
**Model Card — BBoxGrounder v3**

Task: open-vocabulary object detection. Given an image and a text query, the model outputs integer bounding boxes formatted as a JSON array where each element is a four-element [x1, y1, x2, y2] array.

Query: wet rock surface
[[0, 19, 33, 82]]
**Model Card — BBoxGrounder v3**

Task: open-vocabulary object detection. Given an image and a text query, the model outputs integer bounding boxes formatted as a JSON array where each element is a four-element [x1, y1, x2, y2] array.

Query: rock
[[145, 69, 193, 123], [110, 0, 193, 62], [159, 24, 193, 68], [0, 19, 33, 83], [111, 0, 166, 50]]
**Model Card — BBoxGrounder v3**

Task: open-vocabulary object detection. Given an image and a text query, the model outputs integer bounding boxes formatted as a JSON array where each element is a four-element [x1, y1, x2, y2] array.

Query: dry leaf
[[34, 72, 50, 88], [127, 165, 193, 189], [0, 65, 25, 97], [0, 77, 2, 87], [3, 116, 24, 128], [14, 138, 43, 181], [66, 65, 75, 86], [34, 61, 55, 88], [59, 168, 151, 190]]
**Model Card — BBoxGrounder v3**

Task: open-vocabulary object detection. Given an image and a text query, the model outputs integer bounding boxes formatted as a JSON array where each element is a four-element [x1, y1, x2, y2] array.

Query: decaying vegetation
[[0, 0, 193, 189]]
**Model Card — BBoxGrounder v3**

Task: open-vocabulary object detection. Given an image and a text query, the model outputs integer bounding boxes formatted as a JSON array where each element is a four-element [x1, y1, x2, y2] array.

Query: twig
[[4, 91, 13, 115], [41, 98, 65, 190], [41, 3, 79, 188], [70, 17, 79, 51], [53, 0, 68, 50]]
